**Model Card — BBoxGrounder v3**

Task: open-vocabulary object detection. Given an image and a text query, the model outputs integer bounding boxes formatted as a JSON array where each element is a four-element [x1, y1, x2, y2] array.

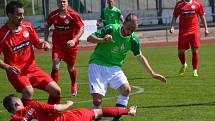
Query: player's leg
[[178, 36, 190, 76], [191, 33, 200, 77], [67, 65, 77, 96], [51, 58, 61, 83], [94, 106, 137, 119], [45, 81, 61, 104], [113, 83, 131, 121], [7, 73, 33, 106], [88, 64, 108, 120], [21, 86, 34, 106], [178, 48, 187, 76], [64, 49, 78, 96], [32, 69, 62, 104], [191, 47, 199, 77]]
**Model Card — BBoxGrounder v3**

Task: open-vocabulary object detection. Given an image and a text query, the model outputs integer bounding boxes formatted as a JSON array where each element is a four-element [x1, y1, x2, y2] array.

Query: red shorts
[[7, 67, 53, 92], [52, 43, 78, 67], [178, 33, 200, 50], [63, 109, 95, 121]]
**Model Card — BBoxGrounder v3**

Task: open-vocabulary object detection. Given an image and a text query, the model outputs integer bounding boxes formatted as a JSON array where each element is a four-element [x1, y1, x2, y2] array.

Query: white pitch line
[[0, 84, 144, 113]]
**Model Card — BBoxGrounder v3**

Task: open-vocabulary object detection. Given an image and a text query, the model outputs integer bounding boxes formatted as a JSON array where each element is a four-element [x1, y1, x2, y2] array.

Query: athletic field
[[0, 42, 215, 121]]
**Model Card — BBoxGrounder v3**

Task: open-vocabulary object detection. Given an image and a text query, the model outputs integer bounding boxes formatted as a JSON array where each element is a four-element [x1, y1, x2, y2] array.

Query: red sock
[[21, 98, 32, 106], [69, 68, 77, 85], [102, 107, 129, 117], [178, 53, 186, 65], [51, 69, 59, 83], [192, 52, 199, 70], [48, 95, 61, 104]]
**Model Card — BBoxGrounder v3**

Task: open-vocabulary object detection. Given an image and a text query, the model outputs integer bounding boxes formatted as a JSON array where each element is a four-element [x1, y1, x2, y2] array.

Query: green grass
[[0, 43, 215, 121]]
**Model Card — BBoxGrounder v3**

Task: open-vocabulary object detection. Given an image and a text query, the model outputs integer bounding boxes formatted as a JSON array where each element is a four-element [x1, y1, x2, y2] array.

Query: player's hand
[[7, 66, 21, 74], [152, 73, 167, 83], [204, 29, 209, 37], [42, 41, 51, 51], [67, 39, 76, 48], [103, 34, 112, 42], [65, 101, 74, 106], [169, 27, 174, 34]]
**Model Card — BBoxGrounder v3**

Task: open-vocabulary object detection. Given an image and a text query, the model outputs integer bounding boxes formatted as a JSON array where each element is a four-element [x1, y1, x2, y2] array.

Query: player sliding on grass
[[3, 94, 137, 121], [0, 1, 61, 106], [87, 13, 167, 121], [169, 0, 209, 77]]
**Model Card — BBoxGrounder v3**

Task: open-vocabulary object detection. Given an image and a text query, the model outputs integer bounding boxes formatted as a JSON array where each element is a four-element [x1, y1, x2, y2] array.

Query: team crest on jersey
[[191, 5, 196, 9], [64, 19, 70, 24], [23, 31, 29, 38]]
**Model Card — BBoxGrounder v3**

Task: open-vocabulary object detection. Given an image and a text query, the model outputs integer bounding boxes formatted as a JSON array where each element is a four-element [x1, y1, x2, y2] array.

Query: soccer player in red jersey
[[44, 0, 84, 96], [3, 94, 137, 121], [0, 1, 61, 106], [169, 0, 209, 77]]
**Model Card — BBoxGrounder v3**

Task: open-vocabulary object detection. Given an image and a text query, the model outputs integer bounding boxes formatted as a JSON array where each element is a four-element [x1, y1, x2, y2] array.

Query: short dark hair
[[6, 1, 24, 16], [3, 94, 18, 113]]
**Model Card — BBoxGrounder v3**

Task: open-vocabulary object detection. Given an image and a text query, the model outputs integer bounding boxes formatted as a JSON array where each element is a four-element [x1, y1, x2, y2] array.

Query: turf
[[0, 43, 215, 121]]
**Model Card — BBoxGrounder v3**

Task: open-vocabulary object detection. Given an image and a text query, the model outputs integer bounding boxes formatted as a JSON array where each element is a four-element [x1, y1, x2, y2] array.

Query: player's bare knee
[[119, 84, 131, 96], [22, 87, 34, 98]]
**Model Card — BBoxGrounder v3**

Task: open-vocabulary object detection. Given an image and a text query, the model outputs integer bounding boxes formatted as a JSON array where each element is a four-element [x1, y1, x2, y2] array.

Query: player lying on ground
[[3, 94, 137, 121]]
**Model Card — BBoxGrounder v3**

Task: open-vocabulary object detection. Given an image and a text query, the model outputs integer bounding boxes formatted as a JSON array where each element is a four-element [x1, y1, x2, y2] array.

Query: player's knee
[[93, 98, 102, 107], [22, 87, 34, 98], [120, 85, 131, 96]]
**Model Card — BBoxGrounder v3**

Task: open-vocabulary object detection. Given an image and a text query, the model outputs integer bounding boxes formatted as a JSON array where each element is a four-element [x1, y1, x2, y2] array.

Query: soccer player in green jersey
[[98, 0, 124, 27], [87, 13, 167, 121]]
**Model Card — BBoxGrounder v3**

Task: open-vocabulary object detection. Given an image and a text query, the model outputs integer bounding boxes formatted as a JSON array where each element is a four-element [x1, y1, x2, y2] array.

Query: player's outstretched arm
[[53, 101, 74, 113], [136, 55, 167, 83]]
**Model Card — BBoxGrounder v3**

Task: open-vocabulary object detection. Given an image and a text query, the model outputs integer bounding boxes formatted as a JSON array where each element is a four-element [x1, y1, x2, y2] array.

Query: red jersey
[[11, 102, 56, 121], [47, 7, 84, 46], [173, 0, 204, 35], [0, 21, 40, 72], [11, 101, 95, 121]]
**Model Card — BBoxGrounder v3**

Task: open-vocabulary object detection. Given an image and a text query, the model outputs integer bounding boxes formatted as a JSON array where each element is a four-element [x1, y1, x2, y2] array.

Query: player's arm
[[169, 16, 177, 33], [0, 59, 20, 74], [44, 24, 50, 42], [53, 101, 74, 113], [136, 55, 167, 83], [200, 15, 209, 37], [67, 26, 84, 48], [87, 34, 112, 44]]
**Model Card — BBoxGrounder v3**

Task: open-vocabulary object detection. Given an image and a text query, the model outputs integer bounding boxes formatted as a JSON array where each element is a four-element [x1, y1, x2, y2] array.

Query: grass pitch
[[0, 43, 215, 121]]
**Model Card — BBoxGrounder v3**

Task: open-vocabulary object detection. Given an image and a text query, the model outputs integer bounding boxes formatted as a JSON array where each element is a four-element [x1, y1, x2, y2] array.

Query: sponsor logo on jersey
[[12, 40, 30, 52], [182, 10, 195, 14], [191, 5, 196, 9], [23, 31, 29, 38]]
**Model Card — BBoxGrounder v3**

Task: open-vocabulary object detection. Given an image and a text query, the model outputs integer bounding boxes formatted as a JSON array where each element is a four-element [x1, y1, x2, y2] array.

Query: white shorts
[[88, 64, 129, 96]]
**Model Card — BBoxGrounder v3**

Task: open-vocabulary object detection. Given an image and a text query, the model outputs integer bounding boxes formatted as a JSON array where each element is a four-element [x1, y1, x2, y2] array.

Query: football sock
[[102, 107, 129, 117], [21, 98, 32, 106], [112, 103, 127, 121], [192, 52, 199, 70], [69, 67, 77, 85], [178, 53, 186, 65], [48, 95, 61, 104], [51, 69, 59, 83]]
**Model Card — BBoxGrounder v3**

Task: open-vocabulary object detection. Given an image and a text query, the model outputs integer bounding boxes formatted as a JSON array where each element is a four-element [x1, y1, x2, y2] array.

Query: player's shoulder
[[21, 21, 34, 30], [0, 24, 9, 34], [175, 0, 185, 7], [48, 9, 59, 18], [192, 0, 202, 7], [0, 24, 10, 42]]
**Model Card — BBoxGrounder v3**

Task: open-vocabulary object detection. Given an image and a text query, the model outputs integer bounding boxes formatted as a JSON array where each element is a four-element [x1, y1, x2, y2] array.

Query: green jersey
[[101, 7, 122, 25], [89, 24, 142, 67]]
